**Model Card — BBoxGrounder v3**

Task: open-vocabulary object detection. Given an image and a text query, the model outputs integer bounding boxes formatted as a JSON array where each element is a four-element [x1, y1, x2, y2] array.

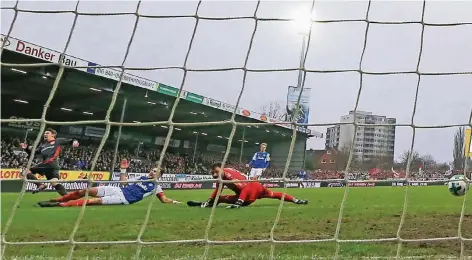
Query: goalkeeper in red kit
[[187, 163, 308, 209]]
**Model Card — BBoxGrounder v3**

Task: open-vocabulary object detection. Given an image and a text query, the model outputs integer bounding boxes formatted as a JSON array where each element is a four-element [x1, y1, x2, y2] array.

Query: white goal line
[[4, 235, 472, 246]]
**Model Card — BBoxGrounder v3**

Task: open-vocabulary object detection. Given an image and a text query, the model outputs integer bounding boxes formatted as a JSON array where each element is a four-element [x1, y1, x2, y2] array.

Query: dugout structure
[[1, 34, 319, 171]]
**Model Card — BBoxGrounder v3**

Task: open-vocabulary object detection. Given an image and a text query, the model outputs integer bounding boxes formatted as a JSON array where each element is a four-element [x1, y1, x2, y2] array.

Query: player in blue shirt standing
[[37, 160, 181, 207], [298, 169, 307, 188], [246, 143, 270, 180]]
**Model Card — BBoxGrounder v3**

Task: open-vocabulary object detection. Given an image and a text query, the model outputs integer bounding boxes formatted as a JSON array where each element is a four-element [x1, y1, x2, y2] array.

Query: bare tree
[[435, 162, 450, 171], [369, 143, 393, 170], [334, 143, 359, 170], [399, 150, 421, 169], [453, 127, 466, 170], [370, 154, 394, 170], [260, 101, 286, 120], [421, 154, 436, 168]]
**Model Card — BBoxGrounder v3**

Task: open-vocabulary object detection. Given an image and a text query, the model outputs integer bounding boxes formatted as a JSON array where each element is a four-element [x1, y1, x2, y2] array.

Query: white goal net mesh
[[1, 0, 472, 259]]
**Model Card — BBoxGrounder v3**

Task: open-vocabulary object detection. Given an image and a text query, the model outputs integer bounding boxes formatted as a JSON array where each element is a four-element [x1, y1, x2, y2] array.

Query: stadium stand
[[1, 133, 461, 180]]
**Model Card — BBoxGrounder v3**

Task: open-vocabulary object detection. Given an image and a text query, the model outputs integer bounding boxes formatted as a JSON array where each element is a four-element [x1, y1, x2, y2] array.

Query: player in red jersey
[[187, 163, 308, 209]]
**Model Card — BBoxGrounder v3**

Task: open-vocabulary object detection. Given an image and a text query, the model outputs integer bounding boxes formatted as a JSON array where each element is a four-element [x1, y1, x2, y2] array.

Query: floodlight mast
[[293, 13, 313, 93], [291, 13, 314, 123]]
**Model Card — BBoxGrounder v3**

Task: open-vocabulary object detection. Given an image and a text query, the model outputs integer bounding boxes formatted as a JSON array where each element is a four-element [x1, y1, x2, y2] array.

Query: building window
[[321, 159, 327, 164], [330, 160, 335, 164]]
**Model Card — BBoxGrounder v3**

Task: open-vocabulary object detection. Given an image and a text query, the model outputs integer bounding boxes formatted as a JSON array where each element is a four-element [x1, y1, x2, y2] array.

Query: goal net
[[1, 1, 472, 259]]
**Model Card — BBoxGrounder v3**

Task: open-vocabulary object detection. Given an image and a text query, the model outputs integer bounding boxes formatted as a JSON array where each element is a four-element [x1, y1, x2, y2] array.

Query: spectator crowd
[[1, 134, 467, 180], [1, 134, 259, 175], [306, 169, 457, 181]]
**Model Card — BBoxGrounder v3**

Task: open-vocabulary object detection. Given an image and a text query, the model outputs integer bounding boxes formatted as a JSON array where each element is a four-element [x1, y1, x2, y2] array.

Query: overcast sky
[[2, 0, 472, 163]]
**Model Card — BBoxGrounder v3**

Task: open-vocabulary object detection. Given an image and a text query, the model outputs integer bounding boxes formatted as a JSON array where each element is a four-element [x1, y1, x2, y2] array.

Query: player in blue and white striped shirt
[[246, 143, 270, 180], [37, 160, 181, 207]]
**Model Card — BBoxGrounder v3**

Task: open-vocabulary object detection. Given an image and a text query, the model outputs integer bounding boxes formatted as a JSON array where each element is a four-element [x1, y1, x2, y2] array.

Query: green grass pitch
[[2, 186, 472, 259]]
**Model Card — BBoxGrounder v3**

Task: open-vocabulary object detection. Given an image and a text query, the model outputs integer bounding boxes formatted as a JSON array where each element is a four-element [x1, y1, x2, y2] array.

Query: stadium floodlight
[[11, 68, 27, 74], [291, 11, 314, 36], [291, 10, 314, 107], [60, 107, 72, 112], [13, 99, 28, 104], [89, 87, 102, 92]]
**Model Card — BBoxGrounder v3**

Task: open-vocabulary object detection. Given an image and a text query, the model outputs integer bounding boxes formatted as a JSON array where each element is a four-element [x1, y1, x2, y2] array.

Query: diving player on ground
[[187, 163, 308, 209], [37, 160, 181, 207], [20, 128, 79, 195]]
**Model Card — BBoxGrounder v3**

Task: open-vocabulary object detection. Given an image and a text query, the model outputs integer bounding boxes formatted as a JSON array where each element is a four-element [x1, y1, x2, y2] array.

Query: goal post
[[1, 1, 472, 259]]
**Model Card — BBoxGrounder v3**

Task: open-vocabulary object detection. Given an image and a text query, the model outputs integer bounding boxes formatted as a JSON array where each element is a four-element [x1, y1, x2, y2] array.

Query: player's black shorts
[[30, 164, 60, 180]]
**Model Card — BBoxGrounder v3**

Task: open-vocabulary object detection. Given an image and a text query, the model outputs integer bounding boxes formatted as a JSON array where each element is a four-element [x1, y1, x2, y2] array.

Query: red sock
[[265, 192, 295, 202], [217, 195, 238, 205], [60, 199, 98, 207], [56, 191, 82, 202]]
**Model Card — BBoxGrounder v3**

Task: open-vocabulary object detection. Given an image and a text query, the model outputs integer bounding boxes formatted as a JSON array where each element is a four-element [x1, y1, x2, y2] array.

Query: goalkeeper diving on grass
[[187, 163, 308, 209], [37, 160, 181, 207]]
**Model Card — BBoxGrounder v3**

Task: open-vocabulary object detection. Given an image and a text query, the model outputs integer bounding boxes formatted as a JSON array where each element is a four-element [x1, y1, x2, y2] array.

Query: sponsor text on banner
[[0, 169, 110, 181]]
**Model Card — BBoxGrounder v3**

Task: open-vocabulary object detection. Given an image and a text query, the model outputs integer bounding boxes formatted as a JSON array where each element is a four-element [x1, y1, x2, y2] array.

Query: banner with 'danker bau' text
[[1, 34, 87, 68]]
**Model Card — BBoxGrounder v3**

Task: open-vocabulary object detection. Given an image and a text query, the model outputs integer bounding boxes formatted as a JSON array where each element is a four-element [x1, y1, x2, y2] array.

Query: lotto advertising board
[[0, 168, 110, 192], [0, 168, 110, 181]]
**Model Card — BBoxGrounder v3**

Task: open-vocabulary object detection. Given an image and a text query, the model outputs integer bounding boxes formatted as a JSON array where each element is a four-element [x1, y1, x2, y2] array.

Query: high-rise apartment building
[[325, 111, 396, 161]]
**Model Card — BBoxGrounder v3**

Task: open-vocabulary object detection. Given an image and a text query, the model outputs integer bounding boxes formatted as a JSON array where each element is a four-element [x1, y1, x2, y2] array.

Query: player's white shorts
[[96, 186, 129, 205], [298, 178, 305, 188], [249, 168, 264, 178]]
